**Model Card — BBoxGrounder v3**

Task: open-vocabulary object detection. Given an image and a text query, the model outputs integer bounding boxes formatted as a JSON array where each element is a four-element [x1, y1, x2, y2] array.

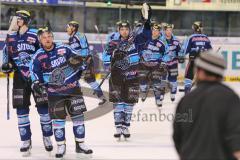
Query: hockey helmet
[[67, 21, 79, 30], [16, 10, 31, 24], [192, 21, 203, 32]]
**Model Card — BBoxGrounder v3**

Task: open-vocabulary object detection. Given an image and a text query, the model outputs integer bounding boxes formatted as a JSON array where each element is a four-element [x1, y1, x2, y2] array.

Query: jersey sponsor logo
[[173, 41, 179, 46], [57, 48, 66, 56], [71, 98, 84, 105], [156, 42, 162, 48], [124, 71, 137, 77], [17, 43, 35, 52], [196, 42, 206, 46], [51, 56, 66, 68], [70, 42, 80, 49], [48, 81, 78, 92], [169, 45, 177, 50], [147, 44, 160, 51], [27, 37, 36, 44], [8, 38, 15, 42], [38, 54, 48, 61], [192, 37, 209, 42]]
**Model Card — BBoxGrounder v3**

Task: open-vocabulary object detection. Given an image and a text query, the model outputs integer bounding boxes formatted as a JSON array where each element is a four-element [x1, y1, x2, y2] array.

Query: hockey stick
[[94, 25, 105, 52], [93, 72, 111, 96], [98, 72, 111, 89], [4, 16, 18, 120], [7, 74, 10, 120]]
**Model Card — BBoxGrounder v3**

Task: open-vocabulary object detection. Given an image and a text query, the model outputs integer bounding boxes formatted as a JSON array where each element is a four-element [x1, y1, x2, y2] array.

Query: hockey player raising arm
[[105, 20, 141, 140], [66, 21, 106, 105], [1, 10, 53, 156], [181, 21, 212, 94], [137, 22, 170, 107], [30, 27, 93, 158]]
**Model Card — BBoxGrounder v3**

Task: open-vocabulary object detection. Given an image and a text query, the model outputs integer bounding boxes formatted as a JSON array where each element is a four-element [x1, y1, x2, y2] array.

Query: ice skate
[[114, 127, 122, 140], [170, 93, 175, 102], [98, 96, 107, 105], [55, 144, 66, 159], [75, 141, 93, 154], [122, 127, 131, 140], [156, 99, 163, 107], [43, 136, 53, 152], [20, 140, 32, 157]]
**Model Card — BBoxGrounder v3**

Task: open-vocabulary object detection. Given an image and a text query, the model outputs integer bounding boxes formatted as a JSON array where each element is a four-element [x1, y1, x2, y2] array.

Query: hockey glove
[[178, 56, 185, 64], [1, 63, 13, 74], [68, 55, 85, 70], [32, 81, 46, 96], [141, 3, 152, 21], [159, 62, 167, 74]]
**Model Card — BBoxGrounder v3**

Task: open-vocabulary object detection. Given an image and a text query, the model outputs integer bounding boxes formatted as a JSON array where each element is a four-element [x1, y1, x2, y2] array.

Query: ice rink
[[0, 78, 239, 160]]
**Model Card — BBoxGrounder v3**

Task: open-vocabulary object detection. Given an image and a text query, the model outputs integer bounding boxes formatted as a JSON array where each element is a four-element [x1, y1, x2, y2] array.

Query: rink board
[[0, 32, 239, 81]]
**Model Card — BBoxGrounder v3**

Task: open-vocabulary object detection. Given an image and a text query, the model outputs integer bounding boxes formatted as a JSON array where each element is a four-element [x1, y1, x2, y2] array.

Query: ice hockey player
[[30, 27, 93, 158], [161, 24, 184, 102], [137, 21, 170, 107], [181, 21, 212, 94], [105, 20, 141, 140], [66, 21, 106, 105], [1, 10, 53, 156]]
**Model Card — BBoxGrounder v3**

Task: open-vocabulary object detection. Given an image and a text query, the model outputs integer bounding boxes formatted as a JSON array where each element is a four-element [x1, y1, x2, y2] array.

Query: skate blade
[[46, 151, 52, 157], [55, 156, 65, 160], [22, 150, 31, 157], [116, 137, 121, 142], [114, 135, 121, 142]]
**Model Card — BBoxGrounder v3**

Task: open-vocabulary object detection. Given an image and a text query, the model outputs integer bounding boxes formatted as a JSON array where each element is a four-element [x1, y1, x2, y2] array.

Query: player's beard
[[44, 42, 54, 51]]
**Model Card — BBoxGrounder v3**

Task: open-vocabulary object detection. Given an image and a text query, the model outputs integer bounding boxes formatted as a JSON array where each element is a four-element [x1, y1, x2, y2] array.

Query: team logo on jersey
[[49, 67, 66, 86], [57, 48, 66, 56], [19, 52, 31, 65], [114, 57, 130, 70], [27, 37, 36, 44]]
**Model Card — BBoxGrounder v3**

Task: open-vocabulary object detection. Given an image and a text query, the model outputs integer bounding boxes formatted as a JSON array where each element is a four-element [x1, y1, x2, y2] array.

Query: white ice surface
[[0, 79, 239, 160]]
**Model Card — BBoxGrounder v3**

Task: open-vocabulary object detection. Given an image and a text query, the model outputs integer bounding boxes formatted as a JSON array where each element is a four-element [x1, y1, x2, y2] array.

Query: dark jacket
[[173, 81, 240, 160]]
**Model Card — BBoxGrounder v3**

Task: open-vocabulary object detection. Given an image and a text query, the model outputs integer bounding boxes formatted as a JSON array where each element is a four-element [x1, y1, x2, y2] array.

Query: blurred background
[[1, 0, 240, 36], [0, 0, 239, 80]]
